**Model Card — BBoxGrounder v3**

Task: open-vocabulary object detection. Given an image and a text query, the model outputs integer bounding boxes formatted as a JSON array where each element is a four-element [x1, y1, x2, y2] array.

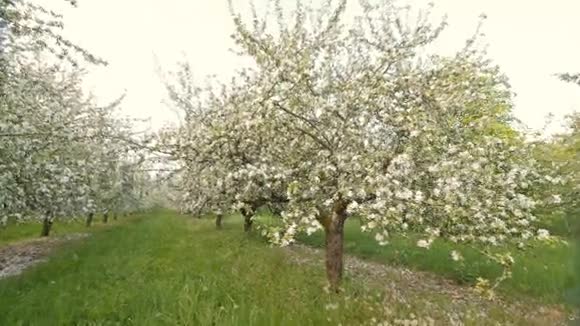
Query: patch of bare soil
[[0, 233, 89, 279], [285, 244, 577, 325]]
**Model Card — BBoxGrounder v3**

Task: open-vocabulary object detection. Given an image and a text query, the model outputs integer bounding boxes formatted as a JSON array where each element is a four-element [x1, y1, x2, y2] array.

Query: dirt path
[[285, 244, 576, 325], [0, 233, 89, 279]]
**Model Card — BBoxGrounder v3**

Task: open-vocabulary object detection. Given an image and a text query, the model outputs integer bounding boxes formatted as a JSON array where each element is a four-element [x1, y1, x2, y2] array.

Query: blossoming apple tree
[[159, 64, 290, 231], [163, 0, 557, 291], [224, 0, 558, 290], [0, 58, 153, 234], [0, 0, 154, 235]]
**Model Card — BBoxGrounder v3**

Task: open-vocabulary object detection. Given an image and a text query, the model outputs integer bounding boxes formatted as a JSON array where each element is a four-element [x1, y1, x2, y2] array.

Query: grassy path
[[0, 211, 574, 325]]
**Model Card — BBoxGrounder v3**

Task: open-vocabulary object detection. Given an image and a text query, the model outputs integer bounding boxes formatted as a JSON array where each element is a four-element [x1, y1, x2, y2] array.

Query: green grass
[[1, 211, 570, 325], [0, 211, 386, 325], [1, 219, 85, 247], [285, 217, 577, 305], [0, 215, 116, 247], [537, 210, 578, 237]]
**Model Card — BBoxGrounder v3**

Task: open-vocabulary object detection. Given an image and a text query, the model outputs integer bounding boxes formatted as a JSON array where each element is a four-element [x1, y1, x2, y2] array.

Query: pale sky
[[35, 0, 580, 134]]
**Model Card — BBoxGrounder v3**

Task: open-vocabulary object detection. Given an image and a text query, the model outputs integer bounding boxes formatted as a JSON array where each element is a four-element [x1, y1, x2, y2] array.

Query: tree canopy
[[159, 0, 560, 290]]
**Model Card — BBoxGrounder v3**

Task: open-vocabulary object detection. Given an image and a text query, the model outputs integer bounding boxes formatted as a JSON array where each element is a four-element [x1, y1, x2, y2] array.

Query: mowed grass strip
[[0, 211, 573, 325]]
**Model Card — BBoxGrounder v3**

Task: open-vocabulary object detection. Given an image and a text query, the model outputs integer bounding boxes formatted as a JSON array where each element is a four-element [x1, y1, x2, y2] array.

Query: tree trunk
[[86, 212, 94, 227], [215, 213, 223, 229], [113, 213, 118, 221], [103, 212, 109, 224], [40, 214, 53, 237], [240, 207, 254, 232], [323, 201, 348, 292], [243, 214, 253, 232]]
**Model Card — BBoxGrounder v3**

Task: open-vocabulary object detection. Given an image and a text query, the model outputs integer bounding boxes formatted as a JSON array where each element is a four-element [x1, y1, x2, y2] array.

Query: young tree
[[225, 0, 553, 290]]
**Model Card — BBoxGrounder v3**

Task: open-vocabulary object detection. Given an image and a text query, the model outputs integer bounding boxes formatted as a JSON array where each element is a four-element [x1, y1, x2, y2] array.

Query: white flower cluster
[[162, 0, 555, 251], [1, 50, 153, 225]]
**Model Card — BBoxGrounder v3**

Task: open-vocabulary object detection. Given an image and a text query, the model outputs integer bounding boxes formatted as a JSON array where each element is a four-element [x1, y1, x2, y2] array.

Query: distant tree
[[0, 0, 150, 234]]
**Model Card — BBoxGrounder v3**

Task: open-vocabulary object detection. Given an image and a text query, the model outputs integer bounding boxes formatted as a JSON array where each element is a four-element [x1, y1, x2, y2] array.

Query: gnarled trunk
[[215, 213, 223, 229], [322, 200, 348, 292], [103, 212, 109, 224], [113, 213, 118, 221], [86, 212, 94, 227], [40, 213, 53, 237]]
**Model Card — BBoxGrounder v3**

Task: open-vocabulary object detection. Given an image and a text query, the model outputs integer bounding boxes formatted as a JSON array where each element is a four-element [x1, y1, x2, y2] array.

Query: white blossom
[[451, 250, 464, 262], [537, 229, 550, 241], [417, 239, 433, 249]]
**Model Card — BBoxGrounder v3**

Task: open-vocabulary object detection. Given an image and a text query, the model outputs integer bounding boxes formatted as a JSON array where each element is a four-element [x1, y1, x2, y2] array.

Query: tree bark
[[113, 213, 118, 221], [240, 207, 254, 232], [40, 214, 53, 237], [103, 212, 109, 224], [86, 212, 94, 227], [215, 213, 223, 229], [322, 200, 348, 292], [243, 215, 253, 232]]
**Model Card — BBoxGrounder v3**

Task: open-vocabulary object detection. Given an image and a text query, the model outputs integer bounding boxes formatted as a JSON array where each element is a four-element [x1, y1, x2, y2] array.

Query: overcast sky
[[35, 0, 580, 134]]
